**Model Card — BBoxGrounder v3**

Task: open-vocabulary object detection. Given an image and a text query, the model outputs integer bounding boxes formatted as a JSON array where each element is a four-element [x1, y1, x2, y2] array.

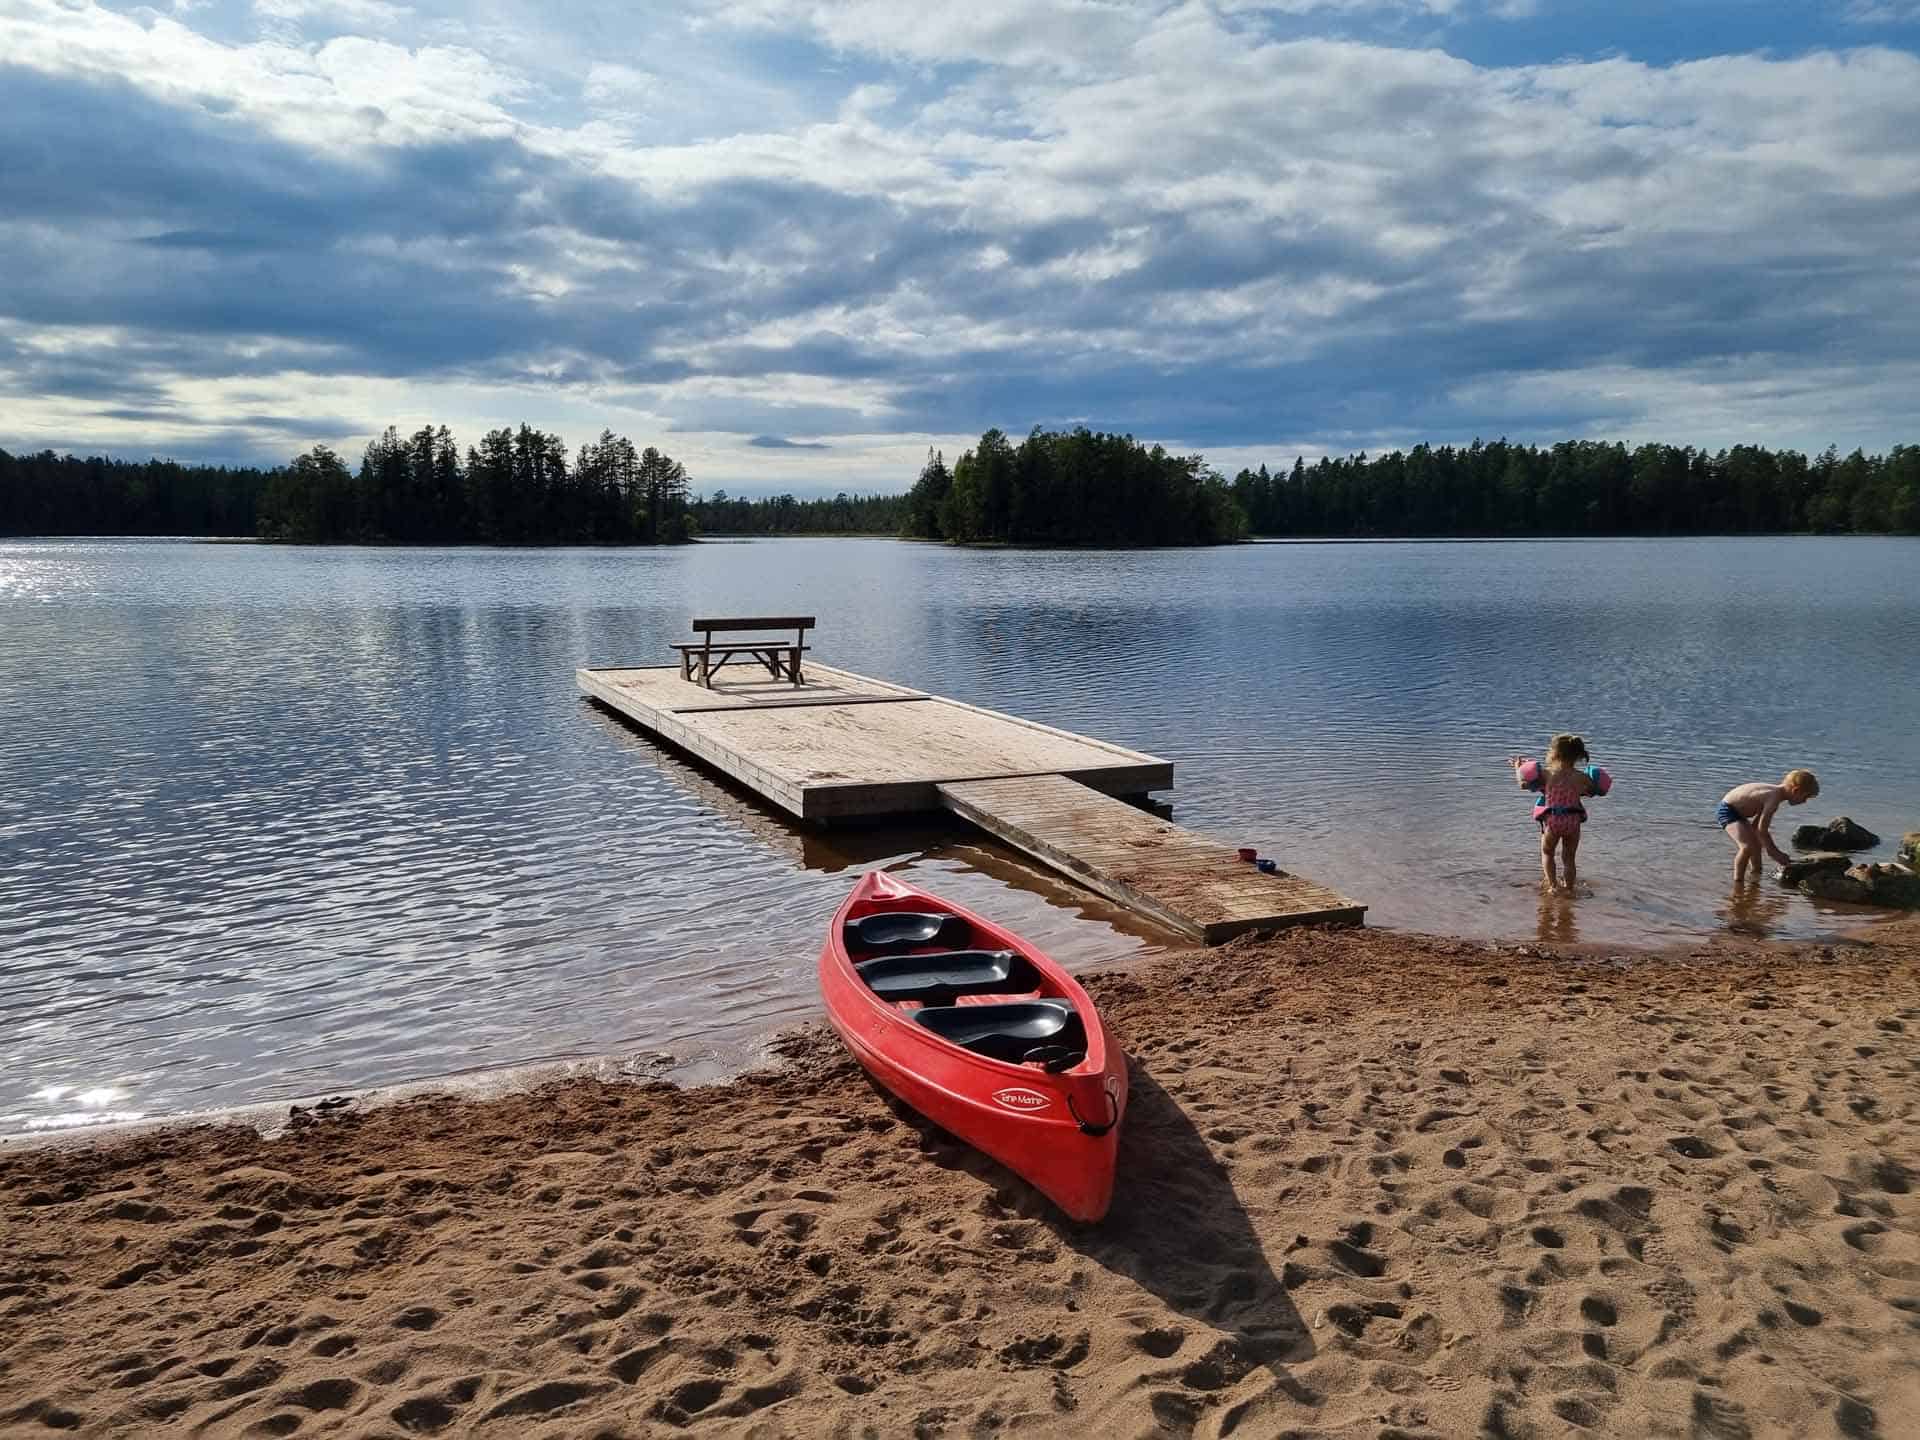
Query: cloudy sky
[[3, 1, 1918, 494]]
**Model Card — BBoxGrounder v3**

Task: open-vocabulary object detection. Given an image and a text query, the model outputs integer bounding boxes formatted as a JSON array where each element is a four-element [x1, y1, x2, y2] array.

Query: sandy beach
[[3, 922, 1917, 1439]]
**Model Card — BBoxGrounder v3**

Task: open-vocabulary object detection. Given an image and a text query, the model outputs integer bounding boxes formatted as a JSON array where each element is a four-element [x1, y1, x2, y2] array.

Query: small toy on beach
[[819, 870, 1129, 1222]]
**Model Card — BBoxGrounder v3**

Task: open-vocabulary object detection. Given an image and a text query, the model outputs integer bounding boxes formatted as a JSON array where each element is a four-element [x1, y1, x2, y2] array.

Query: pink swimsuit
[[1534, 768, 1590, 839], [1517, 758, 1609, 838]]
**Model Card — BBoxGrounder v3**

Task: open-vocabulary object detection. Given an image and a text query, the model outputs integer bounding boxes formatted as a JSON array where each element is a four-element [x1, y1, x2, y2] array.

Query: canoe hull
[[819, 870, 1127, 1222]]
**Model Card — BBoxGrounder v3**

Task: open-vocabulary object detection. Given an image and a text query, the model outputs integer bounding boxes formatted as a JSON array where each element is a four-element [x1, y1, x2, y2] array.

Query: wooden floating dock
[[578, 661, 1363, 941]]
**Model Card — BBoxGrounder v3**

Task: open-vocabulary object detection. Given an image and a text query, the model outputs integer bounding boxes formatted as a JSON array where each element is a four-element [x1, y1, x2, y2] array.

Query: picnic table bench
[[671, 615, 814, 688]]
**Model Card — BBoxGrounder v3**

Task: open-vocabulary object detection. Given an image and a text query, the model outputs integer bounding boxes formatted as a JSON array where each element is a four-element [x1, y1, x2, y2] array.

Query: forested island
[[2, 427, 1915, 542], [903, 429, 1246, 544]]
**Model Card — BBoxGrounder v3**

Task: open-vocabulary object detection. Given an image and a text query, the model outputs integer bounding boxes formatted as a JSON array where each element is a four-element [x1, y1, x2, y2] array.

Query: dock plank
[[937, 775, 1365, 943]]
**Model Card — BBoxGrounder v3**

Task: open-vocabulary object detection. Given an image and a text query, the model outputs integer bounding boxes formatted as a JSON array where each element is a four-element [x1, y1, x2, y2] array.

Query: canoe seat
[[913, 999, 1088, 1065], [844, 910, 973, 954], [856, 949, 1040, 1002]]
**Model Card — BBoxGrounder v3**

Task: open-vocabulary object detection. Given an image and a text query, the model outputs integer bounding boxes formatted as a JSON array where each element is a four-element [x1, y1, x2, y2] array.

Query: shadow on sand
[[1074, 1066, 1317, 1386], [866, 1062, 1315, 1399]]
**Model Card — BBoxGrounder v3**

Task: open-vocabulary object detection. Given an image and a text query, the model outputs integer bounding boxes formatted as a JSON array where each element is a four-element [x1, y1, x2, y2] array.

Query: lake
[[3, 535, 1916, 1134]]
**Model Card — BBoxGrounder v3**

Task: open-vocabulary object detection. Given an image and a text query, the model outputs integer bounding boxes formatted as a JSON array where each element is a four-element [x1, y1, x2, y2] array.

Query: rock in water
[[1798, 868, 1876, 903], [1903, 832, 1920, 868], [1778, 853, 1852, 886], [1789, 816, 1880, 851], [1855, 862, 1920, 908], [1799, 861, 1920, 908]]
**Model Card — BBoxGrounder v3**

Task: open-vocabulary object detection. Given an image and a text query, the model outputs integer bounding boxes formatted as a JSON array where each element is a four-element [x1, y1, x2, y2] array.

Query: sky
[[2, 1, 1918, 496]]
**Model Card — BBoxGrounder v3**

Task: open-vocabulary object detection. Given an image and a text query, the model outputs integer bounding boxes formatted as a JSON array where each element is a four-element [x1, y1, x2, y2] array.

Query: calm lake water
[[3, 536, 1917, 1133]]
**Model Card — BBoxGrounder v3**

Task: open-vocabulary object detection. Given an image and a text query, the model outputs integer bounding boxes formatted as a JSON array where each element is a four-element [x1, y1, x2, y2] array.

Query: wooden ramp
[[938, 775, 1365, 943]]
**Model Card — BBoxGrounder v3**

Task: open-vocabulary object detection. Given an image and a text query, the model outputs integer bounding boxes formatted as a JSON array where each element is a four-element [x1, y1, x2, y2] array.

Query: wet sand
[[3, 923, 1918, 1438]]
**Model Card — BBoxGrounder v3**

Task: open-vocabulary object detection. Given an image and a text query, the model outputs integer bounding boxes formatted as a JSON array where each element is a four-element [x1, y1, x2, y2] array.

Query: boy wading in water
[[1718, 770, 1820, 885]]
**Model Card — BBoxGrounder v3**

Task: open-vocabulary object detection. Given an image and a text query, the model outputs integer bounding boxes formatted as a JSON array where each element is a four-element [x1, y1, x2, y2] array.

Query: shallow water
[[2, 535, 1916, 1132]]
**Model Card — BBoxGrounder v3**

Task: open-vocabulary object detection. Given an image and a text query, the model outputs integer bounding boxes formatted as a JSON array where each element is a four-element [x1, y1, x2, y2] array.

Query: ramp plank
[[938, 775, 1364, 943]]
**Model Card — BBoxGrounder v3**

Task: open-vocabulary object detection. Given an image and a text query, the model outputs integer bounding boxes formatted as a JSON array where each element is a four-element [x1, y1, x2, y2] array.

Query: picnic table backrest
[[689, 616, 815, 635]]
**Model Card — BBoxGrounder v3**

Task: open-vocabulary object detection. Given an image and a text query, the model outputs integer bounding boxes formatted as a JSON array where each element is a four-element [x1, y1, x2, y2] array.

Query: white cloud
[[711, 0, 1148, 71], [583, 60, 654, 110], [714, 0, 1545, 68], [0, 1, 522, 148], [254, 0, 413, 30]]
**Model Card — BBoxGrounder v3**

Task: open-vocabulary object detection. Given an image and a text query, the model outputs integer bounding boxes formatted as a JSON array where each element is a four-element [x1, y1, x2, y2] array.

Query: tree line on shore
[[260, 427, 695, 544], [695, 490, 907, 534], [3, 430, 1916, 542], [0, 429, 694, 544], [1229, 440, 1920, 537], [0, 448, 262, 537]]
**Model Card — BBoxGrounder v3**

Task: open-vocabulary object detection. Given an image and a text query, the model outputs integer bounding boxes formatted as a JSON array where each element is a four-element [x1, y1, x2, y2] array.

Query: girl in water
[[1510, 734, 1612, 891]]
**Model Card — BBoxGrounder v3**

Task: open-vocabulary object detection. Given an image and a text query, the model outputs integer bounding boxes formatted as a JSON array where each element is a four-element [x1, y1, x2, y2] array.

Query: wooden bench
[[671, 615, 814, 688]]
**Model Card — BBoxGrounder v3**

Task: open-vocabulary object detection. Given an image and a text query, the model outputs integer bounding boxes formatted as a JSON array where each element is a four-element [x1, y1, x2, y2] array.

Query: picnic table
[[670, 615, 814, 688]]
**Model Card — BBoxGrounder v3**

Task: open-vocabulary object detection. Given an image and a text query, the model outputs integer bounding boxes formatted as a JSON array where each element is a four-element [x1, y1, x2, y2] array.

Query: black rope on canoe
[[1068, 1083, 1119, 1137]]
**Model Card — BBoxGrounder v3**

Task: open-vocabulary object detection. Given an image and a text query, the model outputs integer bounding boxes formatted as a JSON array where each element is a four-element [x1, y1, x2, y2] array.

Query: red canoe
[[819, 870, 1128, 1222]]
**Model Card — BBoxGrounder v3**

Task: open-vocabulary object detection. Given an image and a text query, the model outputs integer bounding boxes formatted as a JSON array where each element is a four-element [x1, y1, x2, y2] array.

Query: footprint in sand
[[275, 1376, 359, 1411], [1133, 1326, 1185, 1358], [1329, 1222, 1388, 1278], [483, 1379, 611, 1423]]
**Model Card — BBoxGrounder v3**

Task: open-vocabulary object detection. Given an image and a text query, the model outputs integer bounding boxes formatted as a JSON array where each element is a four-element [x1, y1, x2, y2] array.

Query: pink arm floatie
[[1515, 758, 1542, 789], [1584, 765, 1612, 796]]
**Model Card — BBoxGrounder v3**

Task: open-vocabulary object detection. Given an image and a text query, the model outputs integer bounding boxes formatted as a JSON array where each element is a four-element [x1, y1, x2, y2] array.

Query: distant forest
[[0, 426, 696, 544], [0, 448, 262, 537], [259, 426, 696, 544], [1229, 440, 1920, 537], [904, 428, 1248, 544], [694, 490, 907, 535], [3, 431, 1916, 542]]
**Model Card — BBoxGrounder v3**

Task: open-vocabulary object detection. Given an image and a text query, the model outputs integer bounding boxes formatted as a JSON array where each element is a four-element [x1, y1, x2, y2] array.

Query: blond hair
[[1545, 733, 1590, 773], [1784, 768, 1819, 798]]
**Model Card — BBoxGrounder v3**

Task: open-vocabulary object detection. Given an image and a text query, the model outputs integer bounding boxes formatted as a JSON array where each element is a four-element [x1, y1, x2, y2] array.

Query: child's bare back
[[1719, 781, 1786, 821]]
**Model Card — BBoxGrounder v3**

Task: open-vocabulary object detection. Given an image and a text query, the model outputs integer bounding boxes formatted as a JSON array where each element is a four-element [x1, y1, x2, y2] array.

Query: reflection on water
[[1719, 883, 1792, 940], [1, 535, 1916, 1132], [1535, 889, 1579, 946]]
